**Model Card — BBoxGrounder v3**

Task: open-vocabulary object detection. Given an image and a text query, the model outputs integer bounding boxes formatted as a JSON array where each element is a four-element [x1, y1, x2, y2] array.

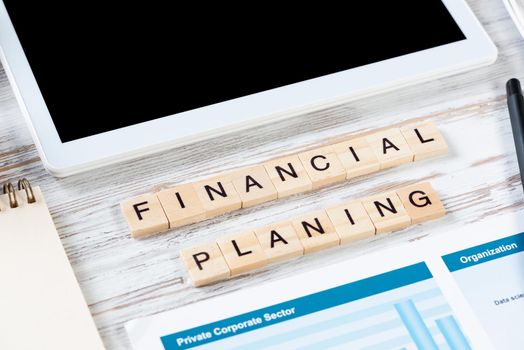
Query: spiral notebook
[[0, 179, 105, 350]]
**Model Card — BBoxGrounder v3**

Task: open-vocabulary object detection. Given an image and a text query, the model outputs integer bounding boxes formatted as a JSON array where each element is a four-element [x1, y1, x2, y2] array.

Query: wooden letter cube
[[121, 193, 169, 238], [326, 200, 376, 244], [193, 178, 242, 218], [231, 166, 278, 208], [362, 192, 411, 234], [264, 155, 313, 198], [180, 242, 231, 287], [157, 184, 206, 228], [254, 222, 304, 263], [396, 182, 446, 224], [291, 210, 340, 254], [217, 231, 268, 276], [332, 137, 380, 179], [400, 122, 449, 161], [298, 146, 347, 189], [367, 128, 414, 169]]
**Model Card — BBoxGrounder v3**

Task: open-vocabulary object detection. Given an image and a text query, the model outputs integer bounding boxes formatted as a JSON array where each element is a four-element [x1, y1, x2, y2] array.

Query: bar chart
[[395, 299, 470, 350], [161, 263, 471, 350]]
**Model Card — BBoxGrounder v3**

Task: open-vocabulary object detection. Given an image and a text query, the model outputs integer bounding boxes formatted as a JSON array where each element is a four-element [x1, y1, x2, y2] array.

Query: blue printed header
[[442, 231, 524, 272], [160, 262, 432, 349]]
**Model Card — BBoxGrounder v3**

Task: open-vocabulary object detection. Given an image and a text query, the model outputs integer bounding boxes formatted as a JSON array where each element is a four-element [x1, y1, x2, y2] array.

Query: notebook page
[[0, 186, 105, 350]]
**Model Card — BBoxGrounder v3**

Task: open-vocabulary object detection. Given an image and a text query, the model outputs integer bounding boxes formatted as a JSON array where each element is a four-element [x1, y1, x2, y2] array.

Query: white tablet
[[0, 1, 496, 176]]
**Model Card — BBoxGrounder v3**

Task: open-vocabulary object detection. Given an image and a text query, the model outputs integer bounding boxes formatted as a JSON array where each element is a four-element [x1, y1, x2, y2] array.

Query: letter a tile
[[367, 128, 414, 169], [231, 166, 278, 208], [254, 222, 304, 263]]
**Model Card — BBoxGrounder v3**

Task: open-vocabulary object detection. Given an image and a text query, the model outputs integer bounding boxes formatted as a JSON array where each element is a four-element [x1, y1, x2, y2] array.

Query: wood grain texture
[[0, 1, 523, 348]]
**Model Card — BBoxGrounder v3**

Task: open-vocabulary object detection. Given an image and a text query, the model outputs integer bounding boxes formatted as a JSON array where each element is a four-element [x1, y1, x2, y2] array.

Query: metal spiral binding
[[1, 178, 36, 210]]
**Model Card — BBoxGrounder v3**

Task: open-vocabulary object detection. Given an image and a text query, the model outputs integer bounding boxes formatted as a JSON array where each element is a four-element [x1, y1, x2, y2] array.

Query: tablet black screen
[[3, 2, 465, 142]]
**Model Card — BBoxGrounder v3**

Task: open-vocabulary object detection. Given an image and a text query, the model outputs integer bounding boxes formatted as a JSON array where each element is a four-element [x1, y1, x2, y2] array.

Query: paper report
[[126, 212, 524, 350]]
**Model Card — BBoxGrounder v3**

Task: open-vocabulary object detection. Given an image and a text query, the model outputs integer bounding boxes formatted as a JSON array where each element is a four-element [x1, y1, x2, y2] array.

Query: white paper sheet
[[127, 211, 524, 350], [0, 187, 105, 350]]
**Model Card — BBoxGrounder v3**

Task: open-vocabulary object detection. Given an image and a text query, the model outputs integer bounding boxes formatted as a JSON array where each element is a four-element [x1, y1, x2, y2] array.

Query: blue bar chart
[[436, 316, 471, 350], [161, 263, 471, 350], [394, 300, 471, 350], [395, 299, 439, 350]]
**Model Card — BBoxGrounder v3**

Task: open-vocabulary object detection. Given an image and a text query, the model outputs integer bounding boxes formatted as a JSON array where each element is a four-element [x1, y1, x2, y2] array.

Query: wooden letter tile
[[298, 146, 347, 189], [362, 192, 411, 234], [367, 128, 414, 169], [121, 193, 169, 238], [326, 200, 376, 244], [157, 184, 206, 228], [291, 210, 340, 254], [231, 166, 278, 208], [217, 231, 268, 276], [180, 242, 230, 287], [332, 137, 380, 179], [396, 182, 446, 224], [264, 155, 313, 198], [254, 222, 304, 263], [400, 122, 449, 161], [193, 178, 242, 218]]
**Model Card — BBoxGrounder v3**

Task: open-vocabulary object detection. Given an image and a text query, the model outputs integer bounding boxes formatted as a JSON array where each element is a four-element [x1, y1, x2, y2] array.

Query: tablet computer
[[0, 1, 497, 176]]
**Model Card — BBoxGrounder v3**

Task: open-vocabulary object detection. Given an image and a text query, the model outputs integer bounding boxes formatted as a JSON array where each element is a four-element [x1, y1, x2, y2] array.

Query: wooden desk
[[0, 1, 522, 348]]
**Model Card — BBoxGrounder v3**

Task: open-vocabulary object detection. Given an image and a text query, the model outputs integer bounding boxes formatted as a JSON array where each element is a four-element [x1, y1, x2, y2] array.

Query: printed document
[[126, 212, 524, 350]]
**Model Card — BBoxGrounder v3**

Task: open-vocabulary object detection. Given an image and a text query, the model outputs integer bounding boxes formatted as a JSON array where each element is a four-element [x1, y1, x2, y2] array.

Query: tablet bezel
[[0, 0, 497, 176]]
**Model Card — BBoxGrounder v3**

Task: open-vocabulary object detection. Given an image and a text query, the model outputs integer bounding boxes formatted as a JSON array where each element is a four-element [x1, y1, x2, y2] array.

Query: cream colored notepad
[[0, 185, 105, 350]]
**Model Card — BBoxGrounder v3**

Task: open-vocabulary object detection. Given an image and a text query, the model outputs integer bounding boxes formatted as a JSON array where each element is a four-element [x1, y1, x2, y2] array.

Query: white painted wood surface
[[0, 1, 523, 348]]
